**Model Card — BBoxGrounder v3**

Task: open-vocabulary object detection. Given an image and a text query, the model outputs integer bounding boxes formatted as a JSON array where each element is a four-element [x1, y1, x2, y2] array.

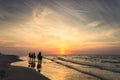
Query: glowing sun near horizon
[[60, 49, 65, 55]]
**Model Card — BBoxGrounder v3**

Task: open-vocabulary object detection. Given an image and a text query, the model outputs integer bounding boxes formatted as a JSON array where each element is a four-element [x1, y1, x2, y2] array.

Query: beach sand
[[0, 54, 50, 80]]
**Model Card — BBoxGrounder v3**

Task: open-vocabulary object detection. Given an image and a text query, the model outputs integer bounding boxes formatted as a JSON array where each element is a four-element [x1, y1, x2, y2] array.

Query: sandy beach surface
[[0, 54, 50, 80]]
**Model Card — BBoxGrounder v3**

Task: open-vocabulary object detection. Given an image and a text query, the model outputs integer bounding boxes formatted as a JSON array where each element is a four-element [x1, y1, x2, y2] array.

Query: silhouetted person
[[28, 52, 36, 68], [28, 52, 32, 67], [32, 53, 36, 68], [33, 53, 36, 62], [37, 52, 43, 72], [37, 52, 43, 64]]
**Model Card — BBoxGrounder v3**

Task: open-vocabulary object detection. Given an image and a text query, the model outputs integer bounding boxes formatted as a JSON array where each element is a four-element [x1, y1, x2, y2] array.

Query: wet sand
[[12, 56, 100, 80], [0, 54, 50, 80]]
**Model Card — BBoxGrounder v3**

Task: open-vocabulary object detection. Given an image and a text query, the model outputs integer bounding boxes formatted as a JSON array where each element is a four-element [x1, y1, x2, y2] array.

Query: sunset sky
[[0, 0, 120, 55]]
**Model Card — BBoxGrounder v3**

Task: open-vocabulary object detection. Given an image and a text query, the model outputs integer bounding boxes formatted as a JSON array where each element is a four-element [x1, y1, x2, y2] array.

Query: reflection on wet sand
[[28, 52, 43, 72]]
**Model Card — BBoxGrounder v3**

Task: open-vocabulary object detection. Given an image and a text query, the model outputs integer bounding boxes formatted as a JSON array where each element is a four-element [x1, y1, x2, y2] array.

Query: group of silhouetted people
[[28, 52, 43, 72]]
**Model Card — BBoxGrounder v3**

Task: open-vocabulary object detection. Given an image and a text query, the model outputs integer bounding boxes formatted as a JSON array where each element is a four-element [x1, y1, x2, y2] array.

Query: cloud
[[86, 21, 101, 28], [0, 0, 120, 54]]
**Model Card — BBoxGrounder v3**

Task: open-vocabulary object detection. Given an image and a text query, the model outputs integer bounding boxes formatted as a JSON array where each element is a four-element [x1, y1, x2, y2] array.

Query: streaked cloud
[[0, 0, 120, 55]]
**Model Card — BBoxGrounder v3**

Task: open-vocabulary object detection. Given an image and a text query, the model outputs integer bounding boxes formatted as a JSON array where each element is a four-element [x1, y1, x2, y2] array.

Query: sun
[[60, 49, 65, 55], [61, 50, 64, 55]]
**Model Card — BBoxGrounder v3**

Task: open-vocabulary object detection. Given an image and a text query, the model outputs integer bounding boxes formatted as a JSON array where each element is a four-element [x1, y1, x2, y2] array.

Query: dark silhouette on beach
[[37, 52, 43, 72], [28, 52, 43, 72], [28, 52, 36, 68]]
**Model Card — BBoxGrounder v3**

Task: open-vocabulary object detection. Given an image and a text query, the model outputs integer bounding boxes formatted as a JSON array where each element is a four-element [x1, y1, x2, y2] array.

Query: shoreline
[[0, 54, 50, 80]]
